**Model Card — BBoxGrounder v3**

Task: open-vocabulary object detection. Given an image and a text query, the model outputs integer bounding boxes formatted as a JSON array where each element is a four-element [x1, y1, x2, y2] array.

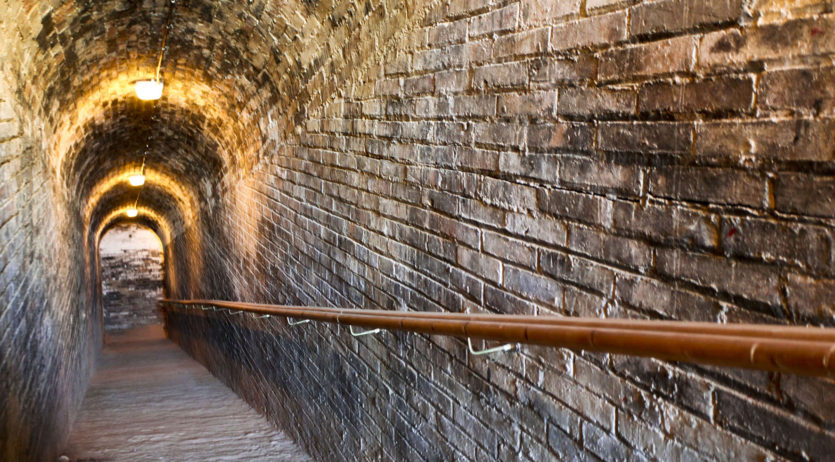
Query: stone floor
[[62, 325, 312, 461]]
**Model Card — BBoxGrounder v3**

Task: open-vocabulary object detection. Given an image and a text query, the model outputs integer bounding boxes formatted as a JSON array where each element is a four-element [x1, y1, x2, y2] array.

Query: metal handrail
[[160, 299, 835, 377]]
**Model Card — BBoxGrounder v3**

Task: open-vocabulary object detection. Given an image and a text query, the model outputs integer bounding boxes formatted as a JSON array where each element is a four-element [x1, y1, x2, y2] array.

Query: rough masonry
[[1, 0, 834, 460], [99, 224, 164, 332]]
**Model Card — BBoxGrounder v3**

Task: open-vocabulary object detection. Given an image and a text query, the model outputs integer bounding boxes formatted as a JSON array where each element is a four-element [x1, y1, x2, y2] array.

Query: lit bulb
[[135, 79, 163, 100], [128, 174, 146, 186], [126, 208, 138, 218]]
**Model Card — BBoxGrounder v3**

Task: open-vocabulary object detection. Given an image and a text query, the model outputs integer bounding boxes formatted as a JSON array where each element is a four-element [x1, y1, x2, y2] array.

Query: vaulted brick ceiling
[[4, 0, 392, 242]]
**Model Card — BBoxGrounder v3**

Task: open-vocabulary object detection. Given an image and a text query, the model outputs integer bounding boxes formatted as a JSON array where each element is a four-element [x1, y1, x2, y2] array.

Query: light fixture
[[126, 208, 138, 218], [128, 173, 146, 186], [135, 79, 164, 101], [135, 1, 176, 101]]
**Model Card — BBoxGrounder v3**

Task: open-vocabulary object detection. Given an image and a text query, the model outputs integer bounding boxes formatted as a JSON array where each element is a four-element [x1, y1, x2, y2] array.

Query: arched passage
[[98, 223, 164, 333], [2, 1, 835, 461]]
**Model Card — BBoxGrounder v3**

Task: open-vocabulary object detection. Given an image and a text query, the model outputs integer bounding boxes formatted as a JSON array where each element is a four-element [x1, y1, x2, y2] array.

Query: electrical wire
[[133, 0, 176, 214], [155, 0, 177, 82]]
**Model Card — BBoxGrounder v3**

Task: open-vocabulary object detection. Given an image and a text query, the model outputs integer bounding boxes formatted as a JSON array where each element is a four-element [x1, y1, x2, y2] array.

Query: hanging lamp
[[135, 1, 176, 100]]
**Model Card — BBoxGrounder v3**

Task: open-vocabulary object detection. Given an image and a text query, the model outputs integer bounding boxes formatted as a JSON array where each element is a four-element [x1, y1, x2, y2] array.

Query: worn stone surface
[[100, 224, 164, 332], [63, 325, 311, 461], [2, 0, 835, 461]]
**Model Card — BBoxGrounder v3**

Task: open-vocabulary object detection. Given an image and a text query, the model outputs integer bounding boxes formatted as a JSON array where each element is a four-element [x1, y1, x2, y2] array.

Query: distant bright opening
[[99, 224, 164, 334]]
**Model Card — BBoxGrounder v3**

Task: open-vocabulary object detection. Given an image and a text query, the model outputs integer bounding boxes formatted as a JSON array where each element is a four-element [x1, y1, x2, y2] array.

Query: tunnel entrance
[[99, 224, 164, 334]]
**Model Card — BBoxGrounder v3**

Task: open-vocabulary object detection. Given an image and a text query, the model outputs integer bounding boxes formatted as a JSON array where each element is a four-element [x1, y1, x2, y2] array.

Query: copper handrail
[[161, 299, 835, 378]]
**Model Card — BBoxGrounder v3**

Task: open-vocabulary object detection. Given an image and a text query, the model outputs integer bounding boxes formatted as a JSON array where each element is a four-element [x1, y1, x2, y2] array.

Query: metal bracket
[[468, 337, 513, 356], [249, 312, 271, 319], [350, 325, 381, 337], [226, 308, 244, 316], [287, 317, 310, 326]]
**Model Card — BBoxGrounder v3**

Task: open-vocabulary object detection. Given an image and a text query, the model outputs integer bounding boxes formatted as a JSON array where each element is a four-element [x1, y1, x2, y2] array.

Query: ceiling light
[[135, 79, 163, 100], [128, 174, 146, 186], [126, 208, 138, 218]]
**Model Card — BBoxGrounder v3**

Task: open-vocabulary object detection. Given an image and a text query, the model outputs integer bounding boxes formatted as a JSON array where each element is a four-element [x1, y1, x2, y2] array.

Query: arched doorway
[[98, 224, 164, 333]]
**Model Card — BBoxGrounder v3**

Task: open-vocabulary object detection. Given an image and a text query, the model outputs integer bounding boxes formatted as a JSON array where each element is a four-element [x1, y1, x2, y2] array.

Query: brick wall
[[100, 224, 164, 332], [0, 79, 98, 460], [169, 0, 835, 460]]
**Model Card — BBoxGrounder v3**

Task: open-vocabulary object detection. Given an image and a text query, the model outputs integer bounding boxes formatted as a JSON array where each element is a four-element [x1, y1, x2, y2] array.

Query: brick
[[484, 284, 538, 315], [540, 250, 615, 295], [530, 56, 597, 85], [413, 44, 467, 72], [497, 91, 556, 118], [375, 77, 401, 96], [457, 147, 500, 171], [715, 389, 834, 460], [494, 28, 549, 58], [698, 16, 835, 70], [611, 356, 714, 418], [759, 66, 835, 115], [599, 36, 698, 81], [482, 231, 537, 268], [415, 96, 452, 118], [694, 119, 835, 163], [598, 121, 692, 155], [520, 0, 582, 26], [541, 373, 616, 432], [427, 19, 468, 46], [775, 172, 835, 218], [617, 412, 704, 461], [550, 11, 628, 52], [538, 188, 613, 227], [385, 54, 411, 75], [558, 87, 635, 118], [656, 248, 782, 307], [435, 69, 469, 93], [451, 95, 496, 118], [403, 74, 434, 95], [721, 217, 831, 272], [469, 3, 519, 38], [472, 61, 528, 89], [638, 75, 755, 114], [568, 225, 653, 271], [505, 213, 568, 247], [558, 156, 643, 196], [526, 123, 593, 151], [648, 166, 765, 208], [434, 122, 472, 145], [784, 274, 835, 323], [502, 266, 561, 306], [615, 274, 721, 321], [611, 200, 718, 249], [477, 177, 537, 211], [473, 122, 525, 149], [499, 152, 558, 181], [630, 0, 745, 36], [583, 421, 637, 460], [461, 197, 506, 226], [585, 0, 636, 12], [445, 0, 500, 19]]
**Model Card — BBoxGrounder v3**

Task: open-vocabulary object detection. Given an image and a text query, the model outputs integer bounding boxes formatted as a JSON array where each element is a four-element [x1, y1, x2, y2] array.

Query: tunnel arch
[[97, 221, 165, 332], [0, 0, 441, 459]]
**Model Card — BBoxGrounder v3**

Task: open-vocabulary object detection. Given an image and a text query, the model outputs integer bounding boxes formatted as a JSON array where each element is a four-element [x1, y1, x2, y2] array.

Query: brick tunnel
[[1, 0, 834, 460]]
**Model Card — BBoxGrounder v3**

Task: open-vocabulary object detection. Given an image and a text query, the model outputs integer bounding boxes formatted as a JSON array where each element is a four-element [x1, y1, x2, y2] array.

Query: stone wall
[[169, 1, 835, 461], [0, 79, 98, 460], [100, 224, 164, 332]]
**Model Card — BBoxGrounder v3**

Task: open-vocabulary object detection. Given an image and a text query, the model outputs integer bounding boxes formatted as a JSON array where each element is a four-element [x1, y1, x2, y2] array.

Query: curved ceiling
[[0, 0, 401, 246]]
